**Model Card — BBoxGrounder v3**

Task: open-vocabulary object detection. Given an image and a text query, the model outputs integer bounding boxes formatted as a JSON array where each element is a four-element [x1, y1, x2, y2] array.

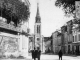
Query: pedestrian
[[34, 48, 38, 59], [32, 50, 34, 59], [37, 47, 41, 60], [58, 50, 63, 60], [32, 48, 36, 60]]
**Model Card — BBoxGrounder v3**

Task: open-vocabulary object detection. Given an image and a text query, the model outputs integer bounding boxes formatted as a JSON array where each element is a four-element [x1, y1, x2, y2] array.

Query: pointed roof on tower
[[37, 3, 40, 17], [35, 2, 41, 23]]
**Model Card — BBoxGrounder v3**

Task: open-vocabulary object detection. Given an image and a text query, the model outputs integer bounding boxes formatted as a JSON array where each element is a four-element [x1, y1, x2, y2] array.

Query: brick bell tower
[[34, 3, 41, 50]]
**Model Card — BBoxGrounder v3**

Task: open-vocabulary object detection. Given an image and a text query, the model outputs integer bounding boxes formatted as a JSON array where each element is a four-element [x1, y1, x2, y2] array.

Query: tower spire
[[35, 2, 41, 23], [37, 2, 39, 16]]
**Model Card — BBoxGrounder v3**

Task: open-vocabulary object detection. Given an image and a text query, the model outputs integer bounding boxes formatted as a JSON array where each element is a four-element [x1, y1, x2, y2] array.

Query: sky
[[27, 0, 73, 37]]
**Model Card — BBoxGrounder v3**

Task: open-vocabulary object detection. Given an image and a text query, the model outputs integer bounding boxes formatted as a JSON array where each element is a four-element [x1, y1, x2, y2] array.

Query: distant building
[[52, 31, 59, 54], [61, 25, 67, 54], [64, 31, 68, 54], [67, 20, 73, 54], [57, 32, 62, 52], [72, 21, 80, 55], [44, 37, 52, 53], [60, 20, 73, 54]]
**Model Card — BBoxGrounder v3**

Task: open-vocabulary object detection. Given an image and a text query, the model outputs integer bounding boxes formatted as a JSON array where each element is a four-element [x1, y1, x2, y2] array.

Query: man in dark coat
[[35, 48, 38, 59], [32, 50, 34, 59], [37, 47, 41, 60], [58, 50, 63, 60], [32, 48, 36, 60]]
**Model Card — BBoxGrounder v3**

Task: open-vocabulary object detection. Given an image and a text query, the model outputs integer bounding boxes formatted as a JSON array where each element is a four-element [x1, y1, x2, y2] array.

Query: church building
[[34, 3, 42, 50]]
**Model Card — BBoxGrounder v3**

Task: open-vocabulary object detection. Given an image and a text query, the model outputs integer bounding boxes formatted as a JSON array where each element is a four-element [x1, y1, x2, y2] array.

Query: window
[[73, 36, 74, 42], [79, 34, 80, 41], [37, 26, 38, 33], [38, 26, 40, 33], [75, 35, 77, 42], [37, 25, 40, 34]]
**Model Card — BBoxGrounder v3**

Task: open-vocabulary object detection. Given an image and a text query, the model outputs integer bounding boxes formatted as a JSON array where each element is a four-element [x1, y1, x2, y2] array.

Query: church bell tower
[[34, 3, 41, 50]]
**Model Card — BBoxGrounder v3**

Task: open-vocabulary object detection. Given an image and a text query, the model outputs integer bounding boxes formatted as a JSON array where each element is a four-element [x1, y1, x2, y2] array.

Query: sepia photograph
[[0, 0, 80, 60]]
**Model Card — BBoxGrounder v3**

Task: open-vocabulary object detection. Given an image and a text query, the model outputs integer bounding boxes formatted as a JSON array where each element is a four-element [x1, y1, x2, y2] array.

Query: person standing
[[32, 50, 34, 59], [35, 48, 38, 60], [32, 48, 36, 60], [37, 47, 41, 60], [58, 50, 63, 60]]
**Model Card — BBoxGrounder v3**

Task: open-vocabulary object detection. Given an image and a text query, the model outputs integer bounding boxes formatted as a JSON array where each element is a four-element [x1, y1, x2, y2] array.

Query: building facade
[[64, 32, 68, 54], [28, 35, 34, 52], [41, 35, 45, 53], [61, 25, 67, 54], [72, 23, 80, 55], [67, 20, 73, 54], [0, 17, 29, 58], [52, 31, 59, 54], [44, 37, 52, 53], [57, 32, 62, 52]]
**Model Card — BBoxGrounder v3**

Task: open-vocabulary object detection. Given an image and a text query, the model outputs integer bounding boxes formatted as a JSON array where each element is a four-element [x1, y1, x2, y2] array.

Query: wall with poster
[[0, 32, 19, 57]]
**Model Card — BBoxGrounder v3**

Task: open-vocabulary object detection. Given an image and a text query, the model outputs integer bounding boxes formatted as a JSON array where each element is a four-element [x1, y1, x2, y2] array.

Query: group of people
[[31, 47, 41, 60]]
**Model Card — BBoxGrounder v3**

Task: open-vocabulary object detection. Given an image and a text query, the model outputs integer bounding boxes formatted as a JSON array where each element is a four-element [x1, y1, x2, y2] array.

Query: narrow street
[[0, 54, 80, 60], [26, 54, 80, 60]]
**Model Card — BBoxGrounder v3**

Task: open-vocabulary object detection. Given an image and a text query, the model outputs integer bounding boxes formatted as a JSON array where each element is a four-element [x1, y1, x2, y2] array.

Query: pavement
[[0, 54, 80, 60]]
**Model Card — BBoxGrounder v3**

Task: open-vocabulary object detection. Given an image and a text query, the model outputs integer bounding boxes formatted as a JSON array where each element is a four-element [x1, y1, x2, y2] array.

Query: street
[[0, 54, 80, 60], [27, 54, 80, 60]]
